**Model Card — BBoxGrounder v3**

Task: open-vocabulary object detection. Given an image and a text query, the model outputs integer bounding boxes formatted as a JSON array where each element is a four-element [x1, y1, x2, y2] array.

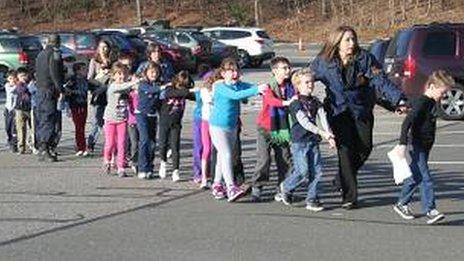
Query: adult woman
[[87, 40, 115, 153], [309, 26, 407, 209]]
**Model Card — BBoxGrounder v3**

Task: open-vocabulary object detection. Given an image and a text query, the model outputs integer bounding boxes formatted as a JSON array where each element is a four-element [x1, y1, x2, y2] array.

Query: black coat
[[35, 46, 64, 99]]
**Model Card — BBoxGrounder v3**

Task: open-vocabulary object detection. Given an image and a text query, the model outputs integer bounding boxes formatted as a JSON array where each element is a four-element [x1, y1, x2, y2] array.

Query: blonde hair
[[291, 68, 314, 91], [426, 70, 455, 90], [111, 62, 129, 78], [319, 25, 359, 61]]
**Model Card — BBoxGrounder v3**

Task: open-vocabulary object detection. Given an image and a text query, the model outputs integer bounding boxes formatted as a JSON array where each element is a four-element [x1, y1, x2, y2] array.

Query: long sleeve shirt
[[103, 82, 137, 122], [200, 88, 213, 121], [159, 86, 195, 125], [4, 83, 17, 112], [399, 95, 437, 151], [209, 81, 258, 130]]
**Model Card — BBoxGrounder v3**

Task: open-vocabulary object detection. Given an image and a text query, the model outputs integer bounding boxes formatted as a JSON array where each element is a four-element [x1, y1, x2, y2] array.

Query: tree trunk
[[254, 0, 260, 26]]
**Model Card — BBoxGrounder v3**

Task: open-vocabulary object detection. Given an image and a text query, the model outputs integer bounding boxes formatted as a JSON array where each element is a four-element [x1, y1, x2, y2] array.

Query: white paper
[[387, 148, 413, 185]]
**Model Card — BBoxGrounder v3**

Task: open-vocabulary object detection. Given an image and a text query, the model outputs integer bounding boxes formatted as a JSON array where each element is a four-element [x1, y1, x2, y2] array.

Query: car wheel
[[237, 50, 250, 68], [0, 66, 9, 92], [438, 83, 464, 120]]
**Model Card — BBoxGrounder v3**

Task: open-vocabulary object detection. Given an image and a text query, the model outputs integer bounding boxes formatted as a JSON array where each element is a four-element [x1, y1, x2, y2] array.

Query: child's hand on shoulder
[[257, 83, 268, 94], [283, 95, 298, 106]]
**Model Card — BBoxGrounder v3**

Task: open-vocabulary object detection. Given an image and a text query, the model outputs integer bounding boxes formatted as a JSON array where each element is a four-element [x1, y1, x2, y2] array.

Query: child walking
[[4, 70, 18, 153], [158, 70, 196, 182], [392, 70, 455, 225], [14, 69, 33, 154], [103, 62, 139, 177], [209, 58, 267, 202], [64, 63, 89, 156], [136, 62, 162, 179], [276, 69, 336, 211]]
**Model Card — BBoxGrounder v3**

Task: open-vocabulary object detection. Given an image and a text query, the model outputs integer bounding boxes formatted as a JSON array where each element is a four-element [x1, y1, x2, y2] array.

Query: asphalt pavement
[[0, 44, 463, 261]]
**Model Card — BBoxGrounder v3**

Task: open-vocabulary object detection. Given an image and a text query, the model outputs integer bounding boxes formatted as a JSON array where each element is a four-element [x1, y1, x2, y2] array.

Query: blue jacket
[[137, 80, 161, 116], [209, 81, 258, 130], [309, 49, 404, 120]]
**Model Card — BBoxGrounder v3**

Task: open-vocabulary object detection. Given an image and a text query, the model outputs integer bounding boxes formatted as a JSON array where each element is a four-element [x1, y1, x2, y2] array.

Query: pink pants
[[201, 120, 212, 161], [103, 120, 127, 171]]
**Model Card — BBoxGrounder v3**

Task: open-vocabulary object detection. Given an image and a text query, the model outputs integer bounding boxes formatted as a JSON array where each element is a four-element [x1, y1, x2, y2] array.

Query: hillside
[[1, 0, 464, 42]]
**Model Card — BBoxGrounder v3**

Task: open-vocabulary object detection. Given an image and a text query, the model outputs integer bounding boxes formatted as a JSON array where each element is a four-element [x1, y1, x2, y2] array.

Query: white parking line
[[429, 161, 464, 165], [375, 144, 464, 148], [375, 130, 464, 136]]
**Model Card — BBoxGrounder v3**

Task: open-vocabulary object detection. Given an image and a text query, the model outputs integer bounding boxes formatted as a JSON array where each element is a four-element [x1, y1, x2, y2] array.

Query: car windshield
[[76, 34, 97, 49], [189, 31, 210, 41], [256, 30, 270, 39], [20, 36, 43, 51], [0, 35, 22, 52]]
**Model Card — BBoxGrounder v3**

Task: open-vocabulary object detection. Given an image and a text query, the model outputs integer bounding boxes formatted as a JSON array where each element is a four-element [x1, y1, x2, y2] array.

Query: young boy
[[392, 70, 455, 225], [14, 68, 32, 154], [251, 56, 296, 202], [3, 70, 18, 153], [276, 69, 336, 211], [64, 62, 89, 156]]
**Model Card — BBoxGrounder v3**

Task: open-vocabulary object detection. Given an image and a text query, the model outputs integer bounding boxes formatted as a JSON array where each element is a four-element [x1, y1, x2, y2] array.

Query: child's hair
[[172, 70, 194, 89], [270, 56, 290, 70], [205, 57, 239, 89], [142, 61, 161, 82], [291, 68, 315, 90], [425, 70, 455, 89], [145, 43, 162, 59], [118, 52, 133, 63], [72, 62, 87, 74], [197, 63, 211, 79], [111, 62, 129, 77], [6, 69, 17, 79], [16, 67, 29, 76]]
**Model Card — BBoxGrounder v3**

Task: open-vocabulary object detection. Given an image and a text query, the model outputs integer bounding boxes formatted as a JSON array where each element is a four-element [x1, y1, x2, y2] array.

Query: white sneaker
[[159, 161, 167, 179], [82, 151, 89, 157], [172, 169, 180, 182], [426, 209, 445, 225], [75, 151, 84, 156], [131, 165, 137, 174], [146, 172, 155, 179], [137, 172, 147, 179], [32, 148, 39, 155]]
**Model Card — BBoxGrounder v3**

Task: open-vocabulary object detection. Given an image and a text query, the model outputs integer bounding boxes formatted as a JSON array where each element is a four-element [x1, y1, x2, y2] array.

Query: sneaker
[[393, 204, 415, 220], [104, 163, 111, 175], [137, 172, 147, 179], [250, 187, 261, 202], [227, 185, 245, 202], [117, 169, 127, 178], [274, 183, 291, 205], [32, 148, 39, 155], [82, 151, 89, 157], [146, 172, 155, 179], [306, 200, 325, 212], [131, 165, 138, 174], [426, 209, 445, 225], [172, 169, 180, 182], [167, 149, 172, 159], [212, 183, 226, 200], [75, 151, 84, 156], [200, 179, 211, 190], [341, 201, 358, 210], [158, 161, 167, 179], [192, 176, 202, 184]]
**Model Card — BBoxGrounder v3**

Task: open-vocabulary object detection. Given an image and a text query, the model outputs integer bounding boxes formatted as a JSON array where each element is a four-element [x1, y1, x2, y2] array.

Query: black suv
[[384, 23, 464, 120]]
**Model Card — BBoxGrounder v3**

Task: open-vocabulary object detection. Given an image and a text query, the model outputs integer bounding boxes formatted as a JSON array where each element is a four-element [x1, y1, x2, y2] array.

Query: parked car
[[0, 34, 30, 90], [201, 27, 275, 68], [143, 29, 212, 67], [368, 38, 390, 66], [209, 39, 238, 67], [141, 35, 196, 73], [37, 31, 97, 62], [384, 23, 464, 120], [18, 35, 43, 71]]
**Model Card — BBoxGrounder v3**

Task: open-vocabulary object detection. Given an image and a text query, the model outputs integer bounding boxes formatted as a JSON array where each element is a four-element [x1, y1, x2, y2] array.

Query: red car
[[384, 23, 464, 120]]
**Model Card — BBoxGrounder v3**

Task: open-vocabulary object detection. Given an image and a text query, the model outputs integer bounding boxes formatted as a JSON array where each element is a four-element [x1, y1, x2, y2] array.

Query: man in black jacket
[[35, 34, 64, 162]]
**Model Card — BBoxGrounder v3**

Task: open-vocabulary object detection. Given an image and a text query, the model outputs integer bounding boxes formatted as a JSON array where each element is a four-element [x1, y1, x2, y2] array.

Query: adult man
[[35, 34, 64, 162]]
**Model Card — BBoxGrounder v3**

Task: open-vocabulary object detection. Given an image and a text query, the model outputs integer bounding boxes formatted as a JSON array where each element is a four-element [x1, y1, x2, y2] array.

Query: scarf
[[269, 77, 295, 145]]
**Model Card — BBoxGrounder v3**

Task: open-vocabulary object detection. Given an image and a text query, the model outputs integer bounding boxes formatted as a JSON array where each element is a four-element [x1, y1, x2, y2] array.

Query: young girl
[[158, 70, 196, 182], [209, 58, 267, 202], [103, 62, 139, 177], [198, 70, 215, 188], [136, 62, 162, 179]]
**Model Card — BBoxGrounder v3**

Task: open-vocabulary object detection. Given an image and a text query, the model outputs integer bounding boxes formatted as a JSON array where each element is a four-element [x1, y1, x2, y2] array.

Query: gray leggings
[[210, 126, 237, 189]]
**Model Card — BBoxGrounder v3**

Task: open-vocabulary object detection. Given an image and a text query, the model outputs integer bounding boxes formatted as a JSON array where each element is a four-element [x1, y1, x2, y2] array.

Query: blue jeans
[[282, 141, 323, 202], [87, 104, 105, 149], [398, 143, 435, 213], [136, 114, 157, 173]]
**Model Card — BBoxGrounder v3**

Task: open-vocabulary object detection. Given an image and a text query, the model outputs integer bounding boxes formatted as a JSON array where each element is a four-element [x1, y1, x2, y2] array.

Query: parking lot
[[0, 43, 463, 261]]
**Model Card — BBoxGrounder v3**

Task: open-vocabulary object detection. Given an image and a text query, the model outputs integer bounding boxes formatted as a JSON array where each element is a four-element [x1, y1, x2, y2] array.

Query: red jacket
[[256, 87, 287, 132]]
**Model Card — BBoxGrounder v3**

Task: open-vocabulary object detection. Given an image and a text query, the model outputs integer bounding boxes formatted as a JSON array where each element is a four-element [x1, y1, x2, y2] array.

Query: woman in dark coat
[[309, 26, 407, 209]]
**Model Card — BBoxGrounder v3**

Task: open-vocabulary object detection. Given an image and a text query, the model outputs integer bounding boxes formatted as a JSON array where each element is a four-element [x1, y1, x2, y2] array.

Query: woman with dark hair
[[309, 26, 407, 209], [136, 43, 175, 84], [87, 40, 116, 153]]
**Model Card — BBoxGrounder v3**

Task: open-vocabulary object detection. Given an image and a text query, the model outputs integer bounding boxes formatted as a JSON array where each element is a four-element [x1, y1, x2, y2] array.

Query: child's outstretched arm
[[317, 107, 336, 148]]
